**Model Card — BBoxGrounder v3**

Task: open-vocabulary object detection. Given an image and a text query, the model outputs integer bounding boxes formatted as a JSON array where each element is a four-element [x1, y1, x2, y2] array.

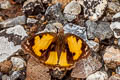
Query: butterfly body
[[22, 32, 90, 69]]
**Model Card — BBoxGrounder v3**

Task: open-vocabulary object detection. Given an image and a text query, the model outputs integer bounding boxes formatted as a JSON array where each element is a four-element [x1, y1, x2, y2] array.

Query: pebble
[[71, 53, 102, 78], [2, 75, 10, 80], [22, 0, 45, 16], [45, 3, 66, 23], [108, 2, 120, 13], [52, 0, 72, 8], [103, 46, 120, 68], [64, 23, 87, 41], [11, 57, 26, 71], [86, 20, 97, 39], [41, 22, 63, 33], [110, 22, 120, 38], [86, 71, 108, 80], [10, 71, 21, 80], [0, 60, 12, 73], [26, 57, 51, 80], [0, 72, 3, 80], [86, 20, 113, 40], [113, 12, 120, 19], [0, 15, 26, 28], [109, 74, 120, 80], [64, 1, 81, 21], [27, 18, 38, 24], [0, 25, 27, 62], [87, 40, 99, 52], [116, 66, 120, 74], [79, 0, 107, 21], [0, 0, 12, 9]]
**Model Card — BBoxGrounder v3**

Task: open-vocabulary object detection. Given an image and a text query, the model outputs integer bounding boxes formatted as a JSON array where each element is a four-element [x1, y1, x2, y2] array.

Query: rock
[[86, 71, 108, 80], [45, 3, 66, 23], [71, 53, 102, 78], [95, 22, 113, 40], [0, 15, 26, 28], [87, 40, 99, 52], [103, 46, 120, 68], [109, 74, 120, 80], [52, 0, 72, 8], [64, 23, 87, 41], [2, 75, 10, 80], [79, 0, 107, 21], [0, 72, 3, 80], [110, 22, 120, 38], [63, 1, 81, 21], [26, 57, 51, 80], [108, 2, 120, 13], [9, 71, 24, 80], [86, 20, 97, 39], [41, 22, 63, 33], [22, 0, 45, 16], [64, 14, 76, 22], [118, 39, 120, 46], [86, 21, 113, 40], [10, 57, 26, 71], [0, 0, 12, 9], [0, 60, 12, 73], [27, 18, 38, 24], [0, 25, 27, 62], [116, 66, 120, 74], [113, 12, 120, 20]]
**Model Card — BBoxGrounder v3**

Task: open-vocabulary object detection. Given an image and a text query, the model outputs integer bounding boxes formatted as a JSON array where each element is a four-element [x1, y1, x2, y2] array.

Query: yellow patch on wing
[[32, 34, 54, 56], [67, 36, 82, 60], [59, 51, 71, 67], [45, 51, 58, 65]]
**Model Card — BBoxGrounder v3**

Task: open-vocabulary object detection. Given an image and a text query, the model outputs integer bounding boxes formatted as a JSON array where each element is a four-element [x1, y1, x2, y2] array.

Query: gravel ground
[[0, 0, 120, 80]]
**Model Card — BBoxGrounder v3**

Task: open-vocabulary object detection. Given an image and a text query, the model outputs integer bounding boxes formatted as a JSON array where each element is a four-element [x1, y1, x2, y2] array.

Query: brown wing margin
[[21, 32, 57, 62], [64, 33, 90, 62]]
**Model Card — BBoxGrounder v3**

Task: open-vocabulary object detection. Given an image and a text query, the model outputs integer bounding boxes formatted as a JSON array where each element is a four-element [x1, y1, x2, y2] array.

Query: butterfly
[[21, 30, 90, 69]]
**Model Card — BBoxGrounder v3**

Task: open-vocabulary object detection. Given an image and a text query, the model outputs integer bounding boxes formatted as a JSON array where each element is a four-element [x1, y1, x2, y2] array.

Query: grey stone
[[86, 71, 108, 80], [10, 71, 21, 80], [11, 57, 26, 71], [64, 14, 76, 22], [0, 25, 27, 62], [2, 75, 10, 80], [27, 18, 38, 24], [63, 1, 81, 21], [113, 12, 120, 19], [116, 66, 120, 75], [87, 40, 99, 52], [79, 0, 107, 21], [0, 15, 26, 28], [0, 0, 12, 9], [110, 22, 120, 38], [108, 2, 120, 13], [64, 23, 87, 41], [45, 3, 66, 23], [86, 21, 113, 40], [71, 53, 102, 78], [86, 20, 97, 39], [95, 22, 113, 40], [64, 1, 81, 15]]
